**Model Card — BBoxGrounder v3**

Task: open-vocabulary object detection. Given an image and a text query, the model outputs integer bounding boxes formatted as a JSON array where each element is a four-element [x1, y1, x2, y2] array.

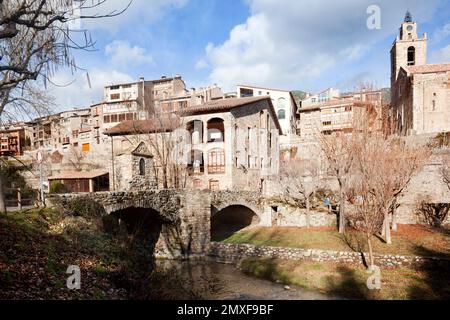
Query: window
[[126, 113, 134, 121], [119, 114, 126, 122], [207, 118, 225, 143], [110, 93, 120, 100], [323, 121, 332, 126], [345, 106, 352, 112], [193, 179, 203, 189], [278, 109, 286, 120], [209, 180, 220, 191], [208, 149, 225, 174], [104, 115, 111, 123], [110, 85, 120, 90], [432, 100, 436, 111], [111, 114, 118, 123], [240, 88, 254, 97], [139, 158, 145, 176], [73, 142, 78, 148], [82, 143, 90, 153], [407, 46, 415, 66]]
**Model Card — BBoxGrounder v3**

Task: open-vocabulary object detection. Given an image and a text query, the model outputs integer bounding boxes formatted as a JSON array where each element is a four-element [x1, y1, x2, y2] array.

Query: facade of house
[[391, 12, 450, 136], [301, 88, 340, 108], [104, 96, 281, 192], [0, 127, 26, 157], [236, 85, 297, 139]]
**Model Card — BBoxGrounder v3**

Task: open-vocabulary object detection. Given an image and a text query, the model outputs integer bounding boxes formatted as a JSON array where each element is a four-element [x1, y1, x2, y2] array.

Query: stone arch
[[210, 203, 261, 241]]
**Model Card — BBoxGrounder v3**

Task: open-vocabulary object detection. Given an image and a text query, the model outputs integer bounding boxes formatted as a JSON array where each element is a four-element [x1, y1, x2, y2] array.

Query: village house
[[103, 96, 281, 193], [390, 11, 450, 136], [236, 85, 299, 146]]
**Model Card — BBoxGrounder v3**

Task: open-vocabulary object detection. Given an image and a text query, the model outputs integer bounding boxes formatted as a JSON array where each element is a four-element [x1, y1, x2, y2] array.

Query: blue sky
[[50, 0, 450, 110]]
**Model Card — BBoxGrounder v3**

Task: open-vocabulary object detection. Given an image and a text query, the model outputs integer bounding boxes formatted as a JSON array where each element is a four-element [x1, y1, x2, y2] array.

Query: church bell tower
[[390, 11, 428, 86]]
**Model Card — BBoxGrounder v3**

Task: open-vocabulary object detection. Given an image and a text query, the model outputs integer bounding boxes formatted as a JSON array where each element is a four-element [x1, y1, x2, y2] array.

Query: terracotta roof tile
[[105, 117, 180, 136], [179, 96, 270, 115], [407, 63, 450, 74], [48, 170, 109, 180]]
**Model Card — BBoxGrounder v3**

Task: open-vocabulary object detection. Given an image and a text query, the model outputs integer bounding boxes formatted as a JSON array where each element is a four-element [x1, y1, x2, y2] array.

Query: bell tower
[[390, 11, 427, 86]]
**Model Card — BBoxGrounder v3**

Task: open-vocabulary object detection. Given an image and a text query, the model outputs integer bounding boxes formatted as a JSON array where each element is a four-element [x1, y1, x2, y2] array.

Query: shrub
[[64, 197, 106, 219], [50, 181, 69, 194], [416, 201, 450, 228]]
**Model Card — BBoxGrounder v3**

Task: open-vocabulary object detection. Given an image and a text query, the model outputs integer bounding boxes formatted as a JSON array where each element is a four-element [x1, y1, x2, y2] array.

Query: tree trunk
[[385, 214, 392, 245], [0, 173, 7, 214], [305, 197, 311, 228], [391, 211, 398, 232], [367, 233, 375, 270], [338, 190, 346, 233], [381, 217, 386, 237]]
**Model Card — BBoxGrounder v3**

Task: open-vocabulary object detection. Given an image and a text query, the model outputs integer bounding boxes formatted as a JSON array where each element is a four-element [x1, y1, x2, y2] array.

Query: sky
[[49, 0, 450, 110]]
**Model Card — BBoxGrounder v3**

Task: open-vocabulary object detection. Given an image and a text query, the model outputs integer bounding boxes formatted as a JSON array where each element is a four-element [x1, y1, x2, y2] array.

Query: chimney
[[139, 76, 145, 82]]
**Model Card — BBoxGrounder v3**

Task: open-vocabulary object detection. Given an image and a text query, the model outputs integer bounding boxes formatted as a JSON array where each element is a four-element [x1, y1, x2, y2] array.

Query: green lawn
[[240, 258, 450, 300], [221, 225, 450, 258]]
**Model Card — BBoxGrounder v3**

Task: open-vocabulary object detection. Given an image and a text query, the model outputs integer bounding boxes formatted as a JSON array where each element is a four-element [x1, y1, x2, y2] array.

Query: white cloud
[[80, 0, 189, 33], [431, 23, 450, 44], [105, 40, 154, 67], [202, 0, 441, 91], [49, 68, 134, 110], [430, 45, 450, 63], [195, 59, 209, 70]]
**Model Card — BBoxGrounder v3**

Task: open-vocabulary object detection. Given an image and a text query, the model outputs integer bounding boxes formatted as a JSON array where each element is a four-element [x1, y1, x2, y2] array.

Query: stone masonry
[[209, 242, 450, 269]]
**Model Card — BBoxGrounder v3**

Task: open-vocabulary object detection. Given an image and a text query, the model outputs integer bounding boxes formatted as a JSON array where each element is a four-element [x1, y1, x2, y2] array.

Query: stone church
[[391, 11, 450, 136]]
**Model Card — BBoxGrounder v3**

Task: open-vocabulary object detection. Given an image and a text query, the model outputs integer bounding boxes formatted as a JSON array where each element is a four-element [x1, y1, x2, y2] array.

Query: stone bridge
[[47, 190, 271, 259]]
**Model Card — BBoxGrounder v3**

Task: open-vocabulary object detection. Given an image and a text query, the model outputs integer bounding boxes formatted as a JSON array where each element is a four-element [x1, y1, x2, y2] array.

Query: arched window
[[278, 109, 286, 120], [208, 148, 225, 174], [139, 158, 145, 176], [277, 97, 287, 109], [207, 118, 225, 143], [407, 46, 415, 66]]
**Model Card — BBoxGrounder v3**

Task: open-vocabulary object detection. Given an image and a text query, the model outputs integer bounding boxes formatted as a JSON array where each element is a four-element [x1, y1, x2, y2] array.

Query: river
[[152, 260, 338, 300]]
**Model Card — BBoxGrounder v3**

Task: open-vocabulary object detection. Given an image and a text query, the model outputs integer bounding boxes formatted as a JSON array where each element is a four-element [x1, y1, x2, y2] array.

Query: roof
[[299, 98, 354, 112], [179, 96, 269, 115], [237, 84, 291, 93], [406, 63, 450, 74], [179, 96, 283, 134], [105, 116, 181, 136], [48, 170, 109, 180]]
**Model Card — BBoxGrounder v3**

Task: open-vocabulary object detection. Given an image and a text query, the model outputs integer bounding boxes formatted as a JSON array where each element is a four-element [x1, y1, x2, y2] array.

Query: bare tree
[[123, 115, 187, 190], [353, 131, 430, 244], [0, 0, 130, 212], [277, 159, 322, 228], [318, 132, 355, 233], [347, 175, 384, 270], [442, 154, 450, 190]]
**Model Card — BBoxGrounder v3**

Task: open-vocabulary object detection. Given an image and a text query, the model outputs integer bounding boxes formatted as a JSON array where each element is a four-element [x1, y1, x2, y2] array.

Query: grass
[[221, 225, 450, 258], [240, 258, 450, 300], [0, 208, 125, 300]]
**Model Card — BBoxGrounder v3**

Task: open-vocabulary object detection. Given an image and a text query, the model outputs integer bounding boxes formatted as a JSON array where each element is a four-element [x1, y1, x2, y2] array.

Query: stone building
[[104, 96, 282, 193], [236, 85, 298, 147], [390, 12, 450, 136]]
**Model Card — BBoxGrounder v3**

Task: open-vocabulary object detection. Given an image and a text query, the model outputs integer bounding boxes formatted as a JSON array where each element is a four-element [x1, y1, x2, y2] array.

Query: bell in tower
[[404, 10, 413, 23]]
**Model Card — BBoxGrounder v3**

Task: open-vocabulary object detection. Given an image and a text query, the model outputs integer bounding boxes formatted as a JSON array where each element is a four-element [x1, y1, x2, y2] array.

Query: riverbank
[[220, 226, 450, 258], [238, 258, 450, 300]]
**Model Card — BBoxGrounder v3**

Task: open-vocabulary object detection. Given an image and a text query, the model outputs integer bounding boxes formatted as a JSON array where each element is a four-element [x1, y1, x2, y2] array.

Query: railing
[[5, 188, 38, 210]]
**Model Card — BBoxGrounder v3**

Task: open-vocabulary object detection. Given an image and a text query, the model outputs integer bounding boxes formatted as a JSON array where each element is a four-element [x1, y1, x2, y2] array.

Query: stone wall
[[208, 242, 450, 269], [272, 208, 337, 228], [47, 190, 211, 260], [396, 149, 450, 225]]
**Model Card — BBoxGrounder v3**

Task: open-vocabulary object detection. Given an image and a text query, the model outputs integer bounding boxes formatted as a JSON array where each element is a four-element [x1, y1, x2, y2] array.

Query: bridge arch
[[210, 203, 261, 241]]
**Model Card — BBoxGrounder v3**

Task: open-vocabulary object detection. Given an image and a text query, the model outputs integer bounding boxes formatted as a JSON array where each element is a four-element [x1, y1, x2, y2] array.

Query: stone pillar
[[89, 179, 95, 193]]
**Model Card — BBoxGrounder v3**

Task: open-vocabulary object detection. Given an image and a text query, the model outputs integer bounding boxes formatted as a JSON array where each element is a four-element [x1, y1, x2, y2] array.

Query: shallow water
[[154, 260, 338, 300]]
